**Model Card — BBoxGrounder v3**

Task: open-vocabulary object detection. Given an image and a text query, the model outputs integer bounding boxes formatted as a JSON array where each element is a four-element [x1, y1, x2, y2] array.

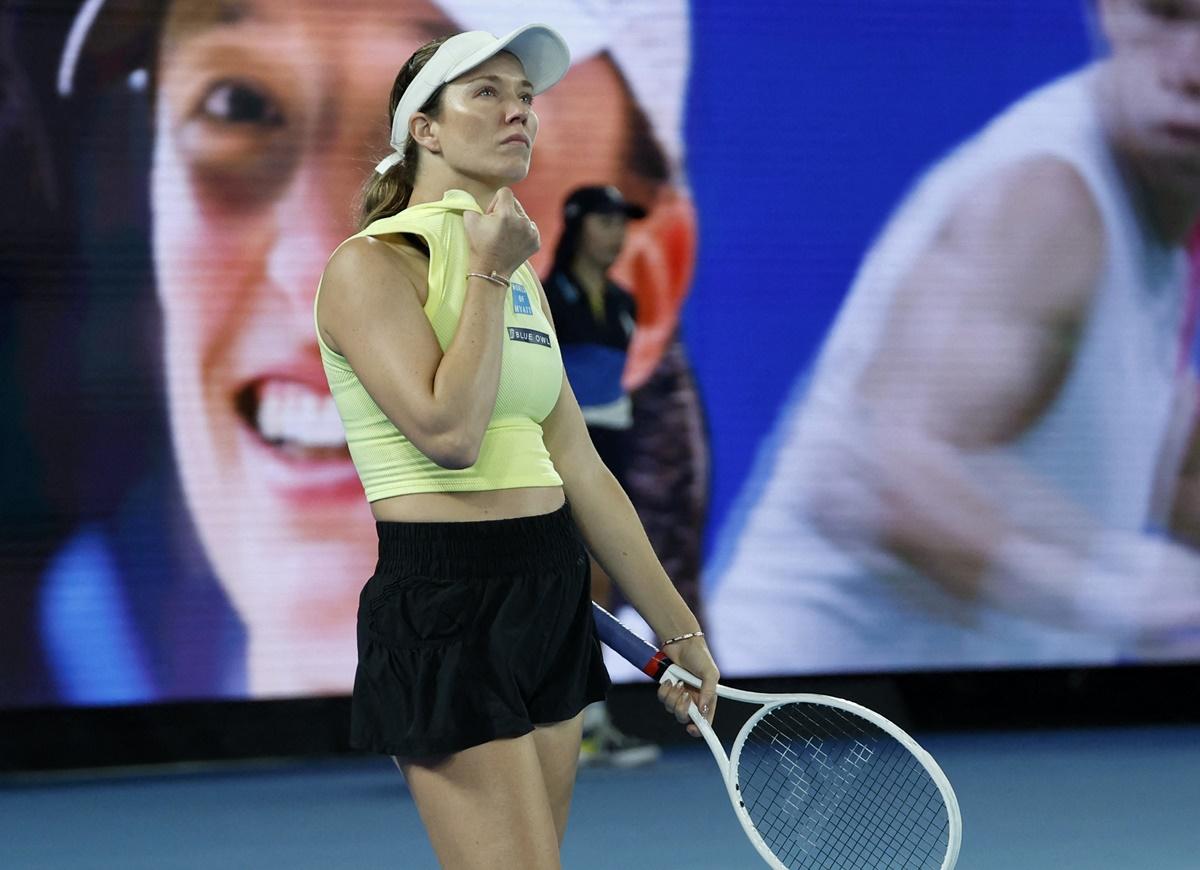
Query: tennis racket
[[592, 603, 962, 870]]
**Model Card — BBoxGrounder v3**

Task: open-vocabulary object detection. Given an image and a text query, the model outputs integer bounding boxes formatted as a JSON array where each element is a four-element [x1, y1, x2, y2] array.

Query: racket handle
[[591, 603, 672, 680]]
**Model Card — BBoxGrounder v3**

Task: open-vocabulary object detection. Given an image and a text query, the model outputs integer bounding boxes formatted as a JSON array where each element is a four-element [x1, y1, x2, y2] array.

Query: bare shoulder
[[323, 235, 426, 294], [317, 236, 429, 352], [948, 156, 1103, 249], [934, 155, 1106, 318]]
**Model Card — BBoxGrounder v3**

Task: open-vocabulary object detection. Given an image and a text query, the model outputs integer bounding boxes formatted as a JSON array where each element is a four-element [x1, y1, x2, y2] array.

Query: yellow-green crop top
[[314, 190, 563, 502]]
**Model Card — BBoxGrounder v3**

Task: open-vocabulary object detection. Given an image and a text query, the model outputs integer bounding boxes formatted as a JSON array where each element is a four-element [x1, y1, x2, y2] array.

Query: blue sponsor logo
[[511, 283, 534, 316]]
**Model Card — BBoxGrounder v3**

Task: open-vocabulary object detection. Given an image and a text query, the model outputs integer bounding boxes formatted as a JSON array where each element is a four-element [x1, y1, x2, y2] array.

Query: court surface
[[2, 725, 1198, 869]]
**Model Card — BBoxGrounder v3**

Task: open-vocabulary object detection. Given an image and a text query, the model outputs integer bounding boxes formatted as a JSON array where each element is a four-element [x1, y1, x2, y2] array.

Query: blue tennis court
[[3, 725, 1198, 869]]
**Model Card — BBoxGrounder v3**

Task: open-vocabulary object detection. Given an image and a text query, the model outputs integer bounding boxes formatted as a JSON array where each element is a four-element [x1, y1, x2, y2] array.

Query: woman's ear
[[409, 113, 441, 155], [612, 185, 698, 390]]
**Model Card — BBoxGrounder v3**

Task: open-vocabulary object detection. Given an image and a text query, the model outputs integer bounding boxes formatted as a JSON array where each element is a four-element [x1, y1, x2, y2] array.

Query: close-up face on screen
[[147, 0, 686, 698], [1, 0, 1199, 711]]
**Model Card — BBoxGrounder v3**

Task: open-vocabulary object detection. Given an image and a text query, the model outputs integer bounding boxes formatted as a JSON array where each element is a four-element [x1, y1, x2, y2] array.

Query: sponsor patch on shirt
[[508, 326, 552, 348], [511, 283, 534, 316]]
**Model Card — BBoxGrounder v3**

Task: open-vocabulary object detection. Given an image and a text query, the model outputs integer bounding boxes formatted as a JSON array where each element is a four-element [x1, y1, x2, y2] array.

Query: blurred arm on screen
[[801, 157, 1200, 641]]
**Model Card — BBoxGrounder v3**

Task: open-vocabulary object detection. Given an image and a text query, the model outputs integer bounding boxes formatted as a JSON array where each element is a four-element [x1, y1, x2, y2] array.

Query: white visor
[[375, 24, 571, 175]]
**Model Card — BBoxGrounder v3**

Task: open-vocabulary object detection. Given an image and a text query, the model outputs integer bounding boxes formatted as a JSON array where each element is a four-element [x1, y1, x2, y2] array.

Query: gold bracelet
[[661, 630, 704, 647], [466, 271, 510, 288]]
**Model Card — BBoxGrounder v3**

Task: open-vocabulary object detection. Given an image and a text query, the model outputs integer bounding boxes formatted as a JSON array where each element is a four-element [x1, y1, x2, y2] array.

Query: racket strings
[[735, 703, 950, 869]]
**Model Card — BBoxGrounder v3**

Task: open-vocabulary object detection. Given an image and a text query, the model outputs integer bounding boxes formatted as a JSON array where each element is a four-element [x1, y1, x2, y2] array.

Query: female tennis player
[[314, 25, 717, 868]]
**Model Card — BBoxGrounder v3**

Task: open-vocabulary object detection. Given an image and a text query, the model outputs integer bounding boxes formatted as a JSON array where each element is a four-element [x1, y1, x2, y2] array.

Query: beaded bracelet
[[661, 630, 704, 647]]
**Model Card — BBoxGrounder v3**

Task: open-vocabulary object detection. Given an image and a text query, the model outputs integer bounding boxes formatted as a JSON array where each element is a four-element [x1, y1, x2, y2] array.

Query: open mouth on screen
[[234, 378, 350, 460]]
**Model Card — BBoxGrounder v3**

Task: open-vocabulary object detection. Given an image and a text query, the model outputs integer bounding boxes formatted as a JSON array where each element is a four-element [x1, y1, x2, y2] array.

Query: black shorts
[[350, 503, 611, 758]]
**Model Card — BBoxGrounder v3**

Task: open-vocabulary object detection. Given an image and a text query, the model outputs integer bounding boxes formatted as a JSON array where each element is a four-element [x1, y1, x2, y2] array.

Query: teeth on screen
[[256, 381, 346, 448]]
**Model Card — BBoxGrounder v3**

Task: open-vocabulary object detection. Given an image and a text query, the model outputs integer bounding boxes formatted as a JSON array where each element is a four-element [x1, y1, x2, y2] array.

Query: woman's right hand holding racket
[[658, 638, 719, 738]]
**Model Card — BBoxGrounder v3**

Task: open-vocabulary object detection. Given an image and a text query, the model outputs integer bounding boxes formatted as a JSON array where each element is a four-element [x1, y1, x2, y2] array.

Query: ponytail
[[355, 37, 448, 231], [357, 136, 422, 230]]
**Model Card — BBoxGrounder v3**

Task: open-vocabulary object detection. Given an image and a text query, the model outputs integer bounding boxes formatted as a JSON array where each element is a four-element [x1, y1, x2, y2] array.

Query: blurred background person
[[26, 0, 706, 704], [710, 0, 1200, 674], [544, 184, 661, 767]]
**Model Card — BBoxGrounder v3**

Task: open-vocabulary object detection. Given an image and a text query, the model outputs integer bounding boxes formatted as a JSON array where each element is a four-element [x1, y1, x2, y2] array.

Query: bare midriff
[[370, 485, 567, 524]]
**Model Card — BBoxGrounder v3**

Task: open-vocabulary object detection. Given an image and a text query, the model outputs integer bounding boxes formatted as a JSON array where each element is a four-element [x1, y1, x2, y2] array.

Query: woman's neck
[[1112, 147, 1199, 246], [1139, 179, 1200, 247], [1096, 66, 1200, 246], [570, 255, 608, 299], [408, 164, 503, 212]]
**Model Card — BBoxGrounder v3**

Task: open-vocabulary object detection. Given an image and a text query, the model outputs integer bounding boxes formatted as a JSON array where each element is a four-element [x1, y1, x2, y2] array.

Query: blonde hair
[[357, 37, 448, 231]]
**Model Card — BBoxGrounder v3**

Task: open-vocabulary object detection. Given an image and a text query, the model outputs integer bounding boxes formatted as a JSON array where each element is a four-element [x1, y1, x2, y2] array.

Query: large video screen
[[2, 0, 1199, 708]]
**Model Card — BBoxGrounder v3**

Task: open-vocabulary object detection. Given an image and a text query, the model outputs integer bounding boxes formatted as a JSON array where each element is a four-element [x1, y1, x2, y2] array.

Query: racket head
[[723, 695, 961, 870]]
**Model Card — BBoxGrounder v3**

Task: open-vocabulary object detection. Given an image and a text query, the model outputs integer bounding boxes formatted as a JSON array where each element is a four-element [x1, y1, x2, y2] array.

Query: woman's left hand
[[656, 637, 719, 738]]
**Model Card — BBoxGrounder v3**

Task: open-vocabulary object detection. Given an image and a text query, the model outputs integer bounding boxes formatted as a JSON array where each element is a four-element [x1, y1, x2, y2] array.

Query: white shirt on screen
[[708, 66, 1192, 675]]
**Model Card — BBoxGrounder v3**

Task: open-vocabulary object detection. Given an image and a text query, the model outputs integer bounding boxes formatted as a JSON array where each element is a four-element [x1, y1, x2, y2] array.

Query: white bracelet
[[661, 630, 704, 647], [466, 271, 509, 288]]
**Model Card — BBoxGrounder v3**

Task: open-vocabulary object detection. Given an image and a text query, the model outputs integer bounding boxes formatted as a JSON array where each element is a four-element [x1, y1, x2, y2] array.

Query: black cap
[[562, 185, 647, 222]]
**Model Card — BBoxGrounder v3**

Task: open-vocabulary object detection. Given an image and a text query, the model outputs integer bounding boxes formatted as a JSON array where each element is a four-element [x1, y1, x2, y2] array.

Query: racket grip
[[591, 603, 672, 680]]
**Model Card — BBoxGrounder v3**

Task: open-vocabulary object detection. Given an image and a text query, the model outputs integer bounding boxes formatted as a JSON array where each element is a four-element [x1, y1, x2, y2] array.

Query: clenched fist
[[463, 187, 540, 280]]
